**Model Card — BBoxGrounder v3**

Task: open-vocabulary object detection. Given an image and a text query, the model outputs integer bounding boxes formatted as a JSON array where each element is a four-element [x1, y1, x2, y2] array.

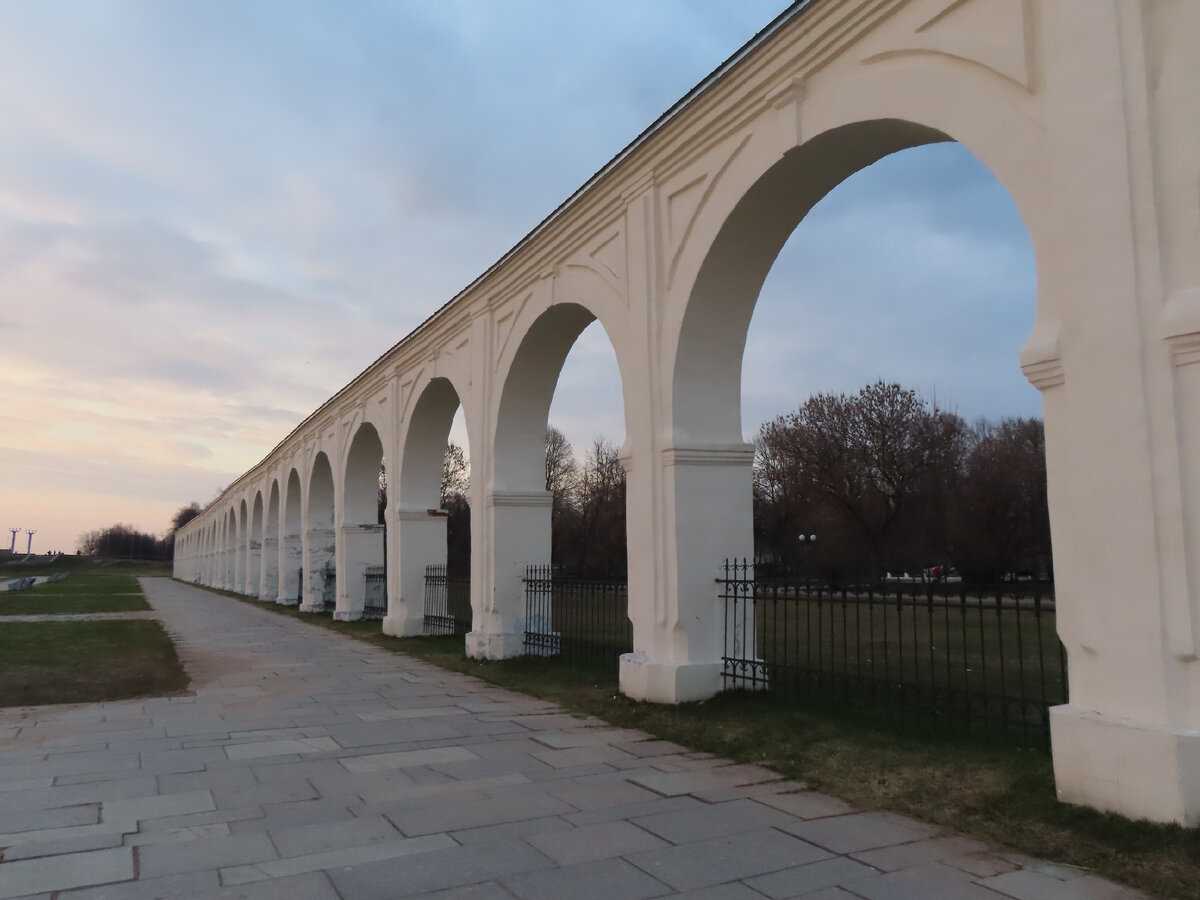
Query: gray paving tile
[[225, 833, 454, 881], [563, 793, 705, 827], [0, 848, 134, 898], [745, 854, 882, 898], [850, 861, 1006, 900], [403, 884, 518, 900], [525, 819, 669, 865], [627, 828, 832, 892], [135, 831, 278, 878], [268, 813, 401, 857], [386, 790, 576, 835], [979, 869, 1149, 899], [0, 803, 99, 833], [449, 815, 569, 847], [208, 871, 342, 898], [670, 886, 772, 900], [780, 812, 939, 855], [631, 797, 797, 844], [209, 778, 319, 809], [852, 834, 991, 872], [755, 790, 855, 820], [325, 839, 555, 898], [1, 830, 124, 861], [544, 774, 662, 811], [102, 789, 215, 826], [500, 856, 670, 900], [57, 870, 221, 900]]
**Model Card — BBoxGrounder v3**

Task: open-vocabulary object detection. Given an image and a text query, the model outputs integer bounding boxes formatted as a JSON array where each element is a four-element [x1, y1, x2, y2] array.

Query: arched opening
[[746, 142, 1040, 581], [303, 454, 336, 612], [281, 468, 303, 604], [387, 377, 471, 637], [477, 302, 628, 662], [249, 491, 264, 598], [340, 422, 386, 620], [263, 479, 280, 600], [662, 118, 1049, 728]]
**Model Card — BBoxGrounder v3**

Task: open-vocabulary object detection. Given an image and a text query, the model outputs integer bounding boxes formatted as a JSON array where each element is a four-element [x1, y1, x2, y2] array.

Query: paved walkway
[[0, 579, 1146, 899]]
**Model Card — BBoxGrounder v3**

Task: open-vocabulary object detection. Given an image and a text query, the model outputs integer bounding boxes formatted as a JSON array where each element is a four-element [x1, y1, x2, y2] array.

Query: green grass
[[0, 620, 188, 706], [208, 585, 1195, 899], [0, 572, 152, 615]]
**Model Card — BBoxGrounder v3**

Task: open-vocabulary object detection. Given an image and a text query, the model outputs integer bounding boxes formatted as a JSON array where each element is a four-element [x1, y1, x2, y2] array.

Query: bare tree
[[755, 381, 966, 577], [441, 443, 471, 572], [951, 417, 1051, 580], [573, 438, 627, 576]]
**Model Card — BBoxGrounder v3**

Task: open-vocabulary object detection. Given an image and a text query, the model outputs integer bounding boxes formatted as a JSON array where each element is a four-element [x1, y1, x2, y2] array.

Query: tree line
[[79, 503, 201, 559], [97, 380, 1050, 583], [754, 381, 1051, 582]]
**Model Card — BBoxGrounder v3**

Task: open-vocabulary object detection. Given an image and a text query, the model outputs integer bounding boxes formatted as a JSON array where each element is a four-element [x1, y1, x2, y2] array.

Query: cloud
[[0, 1, 1041, 555]]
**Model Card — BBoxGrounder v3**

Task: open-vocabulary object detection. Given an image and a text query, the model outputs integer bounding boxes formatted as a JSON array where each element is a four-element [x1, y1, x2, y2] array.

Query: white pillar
[[246, 539, 261, 598], [260, 537, 278, 600], [466, 490, 551, 659], [300, 528, 335, 613], [334, 524, 383, 621], [382, 508, 447, 637], [1036, 1, 1200, 826], [620, 444, 754, 703], [278, 533, 302, 605]]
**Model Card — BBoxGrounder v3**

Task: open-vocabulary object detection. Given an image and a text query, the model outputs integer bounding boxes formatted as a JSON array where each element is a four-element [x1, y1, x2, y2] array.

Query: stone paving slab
[[0, 579, 1153, 898]]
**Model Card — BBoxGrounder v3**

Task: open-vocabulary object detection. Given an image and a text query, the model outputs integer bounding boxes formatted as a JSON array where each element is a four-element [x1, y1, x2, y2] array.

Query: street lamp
[[798, 533, 817, 590]]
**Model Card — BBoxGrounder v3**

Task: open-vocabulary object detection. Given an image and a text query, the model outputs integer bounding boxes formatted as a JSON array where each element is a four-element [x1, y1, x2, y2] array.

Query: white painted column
[[278, 533, 302, 604], [620, 445, 755, 703], [466, 490, 551, 659], [259, 537, 278, 600], [334, 524, 384, 621], [300, 528, 335, 613], [383, 508, 447, 637], [1037, 1, 1200, 825], [246, 539, 261, 598]]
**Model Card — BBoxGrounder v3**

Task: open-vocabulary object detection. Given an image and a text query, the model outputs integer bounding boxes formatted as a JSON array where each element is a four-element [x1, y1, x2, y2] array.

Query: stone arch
[[385, 376, 470, 637], [643, 70, 1051, 705], [493, 302, 626, 491], [473, 302, 629, 659], [339, 422, 387, 618], [303, 452, 336, 611]]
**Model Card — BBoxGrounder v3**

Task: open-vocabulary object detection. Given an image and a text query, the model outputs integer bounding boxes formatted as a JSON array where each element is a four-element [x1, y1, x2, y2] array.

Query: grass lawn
[[0, 620, 188, 706], [0, 573, 152, 616], [215, 586, 1198, 900]]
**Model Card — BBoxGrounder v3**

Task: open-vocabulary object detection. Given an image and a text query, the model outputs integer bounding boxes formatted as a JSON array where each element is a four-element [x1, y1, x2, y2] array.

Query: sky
[[0, 1, 1039, 555]]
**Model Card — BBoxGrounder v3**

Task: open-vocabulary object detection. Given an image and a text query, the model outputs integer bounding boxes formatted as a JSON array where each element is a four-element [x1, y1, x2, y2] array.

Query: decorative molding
[[486, 490, 553, 509], [394, 508, 449, 522], [1020, 323, 1065, 390], [339, 523, 384, 535], [660, 443, 756, 468], [1164, 286, 1200, 367]]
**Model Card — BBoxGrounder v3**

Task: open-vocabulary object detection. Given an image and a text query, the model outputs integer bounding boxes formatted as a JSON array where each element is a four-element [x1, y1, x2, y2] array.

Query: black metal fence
[[423, 565, 471, 635], [522, 565, 632, 665], [363, 565, 387, 620], [719, 559, 1066, 747]]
